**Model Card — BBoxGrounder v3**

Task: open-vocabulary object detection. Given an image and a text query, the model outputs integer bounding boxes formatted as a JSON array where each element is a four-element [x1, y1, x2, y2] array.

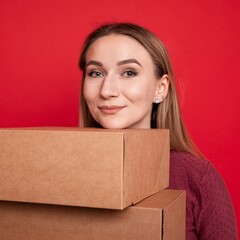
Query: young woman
[[78, 23, 238, 239]]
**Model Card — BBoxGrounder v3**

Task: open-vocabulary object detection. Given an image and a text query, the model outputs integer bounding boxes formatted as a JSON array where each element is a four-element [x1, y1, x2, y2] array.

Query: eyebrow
[[86, 60, 103, 67], [85, 58, 143, 68], [117, 59, 143, 67]]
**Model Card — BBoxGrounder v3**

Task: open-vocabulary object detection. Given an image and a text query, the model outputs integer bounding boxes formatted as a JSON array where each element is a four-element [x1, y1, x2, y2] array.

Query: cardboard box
[[0, 189, 186, 240], [0, 127, 169, 209]]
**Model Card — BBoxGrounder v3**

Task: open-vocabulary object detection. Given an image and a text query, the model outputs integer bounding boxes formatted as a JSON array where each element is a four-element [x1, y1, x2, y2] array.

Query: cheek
[[124, 81, 155, 103], [83, 81, 97, 103]]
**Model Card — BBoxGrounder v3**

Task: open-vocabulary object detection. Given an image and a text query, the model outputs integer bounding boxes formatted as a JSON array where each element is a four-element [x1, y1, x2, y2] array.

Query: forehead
[[86, 34, 152, 63]]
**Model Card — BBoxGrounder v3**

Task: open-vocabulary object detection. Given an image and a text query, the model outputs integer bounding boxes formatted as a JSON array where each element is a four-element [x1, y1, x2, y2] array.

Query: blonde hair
[[79, 22, 203, 157]]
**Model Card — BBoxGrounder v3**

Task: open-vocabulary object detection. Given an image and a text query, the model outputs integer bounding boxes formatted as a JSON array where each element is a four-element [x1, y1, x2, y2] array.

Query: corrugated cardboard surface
[[0, 190, 186, 240], [0, 127, 169, 209]]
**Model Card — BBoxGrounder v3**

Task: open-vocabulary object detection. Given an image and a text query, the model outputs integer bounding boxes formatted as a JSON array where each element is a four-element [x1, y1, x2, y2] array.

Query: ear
[[153, 74, 170, 103]]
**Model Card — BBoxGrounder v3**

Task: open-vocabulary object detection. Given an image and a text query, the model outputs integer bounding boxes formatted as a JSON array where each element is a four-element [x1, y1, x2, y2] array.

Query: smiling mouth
[[99, 105, 126, 114]]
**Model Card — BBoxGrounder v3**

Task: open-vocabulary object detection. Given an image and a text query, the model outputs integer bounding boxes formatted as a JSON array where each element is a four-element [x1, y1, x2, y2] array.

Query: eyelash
[[122, 70, 138, 78], [87, 70, 104, 78], [86, 69, 138, 78]]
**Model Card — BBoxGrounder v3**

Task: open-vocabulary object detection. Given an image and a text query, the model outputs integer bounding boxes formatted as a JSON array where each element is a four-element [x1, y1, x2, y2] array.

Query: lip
[[98, 105, 126, 114]]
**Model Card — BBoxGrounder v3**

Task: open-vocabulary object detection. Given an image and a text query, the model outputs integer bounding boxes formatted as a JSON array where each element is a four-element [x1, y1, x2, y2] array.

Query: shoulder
[[170, 150, 209, 171], [169, 150, 212, 189], [169, 150, 228, 191], [169, 150, 228, 200]]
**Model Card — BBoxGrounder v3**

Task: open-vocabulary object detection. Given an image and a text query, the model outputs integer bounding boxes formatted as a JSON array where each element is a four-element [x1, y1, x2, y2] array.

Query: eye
[[123, 70, 137, 78], [87, 70, 104, 78]]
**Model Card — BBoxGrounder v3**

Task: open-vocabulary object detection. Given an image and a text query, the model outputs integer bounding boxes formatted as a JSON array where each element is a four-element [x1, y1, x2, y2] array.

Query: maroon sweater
[[169, 151, 238, 239]]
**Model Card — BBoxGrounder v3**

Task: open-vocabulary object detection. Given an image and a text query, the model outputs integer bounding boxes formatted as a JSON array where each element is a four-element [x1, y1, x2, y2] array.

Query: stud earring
[[154, 98, 161, 104]]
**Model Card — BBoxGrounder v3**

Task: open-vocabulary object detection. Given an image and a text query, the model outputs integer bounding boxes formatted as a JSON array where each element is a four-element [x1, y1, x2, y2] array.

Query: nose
[[100, 74, 119, 99]]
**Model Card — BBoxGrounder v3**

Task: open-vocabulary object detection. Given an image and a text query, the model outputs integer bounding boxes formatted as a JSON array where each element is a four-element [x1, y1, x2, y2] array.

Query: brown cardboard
[[0, 189, 186, 240], [0, 127, 169, 209]]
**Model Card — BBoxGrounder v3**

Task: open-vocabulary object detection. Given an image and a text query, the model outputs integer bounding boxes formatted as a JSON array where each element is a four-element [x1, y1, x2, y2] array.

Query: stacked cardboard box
[[0, 128, 186, 239]]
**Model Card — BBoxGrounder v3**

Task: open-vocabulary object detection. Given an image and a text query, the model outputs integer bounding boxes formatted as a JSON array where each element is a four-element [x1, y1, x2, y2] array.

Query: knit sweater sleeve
[[196, 161, 238, 239]]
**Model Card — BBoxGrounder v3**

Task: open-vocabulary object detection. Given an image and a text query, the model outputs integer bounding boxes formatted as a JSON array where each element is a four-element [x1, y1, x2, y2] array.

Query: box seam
[[122, 134, 125, 209], [162, 209, 164, 240]]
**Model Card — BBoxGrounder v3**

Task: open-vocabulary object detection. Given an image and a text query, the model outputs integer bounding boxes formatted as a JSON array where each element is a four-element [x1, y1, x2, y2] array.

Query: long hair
[[78, 22, 203, 157]]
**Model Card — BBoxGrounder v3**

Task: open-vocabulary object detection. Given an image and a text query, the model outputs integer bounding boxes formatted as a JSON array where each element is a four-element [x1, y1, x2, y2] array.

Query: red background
[[0, 0, 239, 234]]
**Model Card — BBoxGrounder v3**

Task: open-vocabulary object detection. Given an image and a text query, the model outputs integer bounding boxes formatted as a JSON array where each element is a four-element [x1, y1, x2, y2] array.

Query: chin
[[99, 121, 129, 129]]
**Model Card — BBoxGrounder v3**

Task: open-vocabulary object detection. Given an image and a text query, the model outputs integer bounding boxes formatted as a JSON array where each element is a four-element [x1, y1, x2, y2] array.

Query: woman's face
[[83, 34, 166, 129]]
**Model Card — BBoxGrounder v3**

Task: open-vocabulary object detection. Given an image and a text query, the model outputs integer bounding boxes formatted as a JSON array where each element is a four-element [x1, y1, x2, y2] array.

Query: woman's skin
[[83, 34, 169, 129]]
